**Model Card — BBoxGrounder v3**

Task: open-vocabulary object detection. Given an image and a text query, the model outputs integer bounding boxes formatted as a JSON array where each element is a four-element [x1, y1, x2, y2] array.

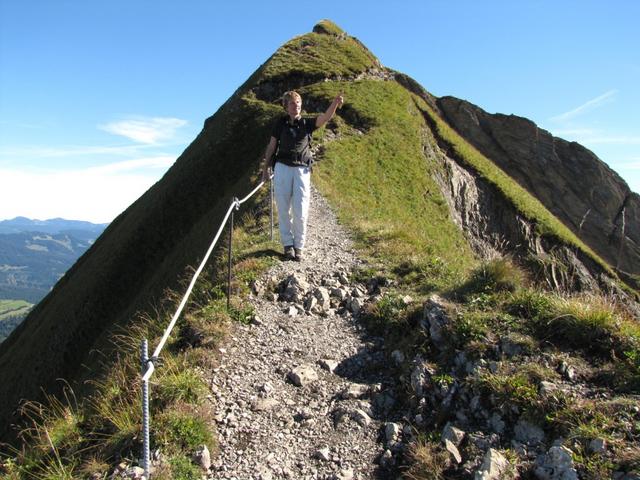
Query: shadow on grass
[[235, 248, 283, 262]]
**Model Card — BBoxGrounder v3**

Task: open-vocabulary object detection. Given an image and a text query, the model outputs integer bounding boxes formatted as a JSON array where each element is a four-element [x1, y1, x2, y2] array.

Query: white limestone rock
[[288, 365, 318, 387], [442, 423, 466, 446], [534, 446, 578, 480], [474, 448, 510, 480]]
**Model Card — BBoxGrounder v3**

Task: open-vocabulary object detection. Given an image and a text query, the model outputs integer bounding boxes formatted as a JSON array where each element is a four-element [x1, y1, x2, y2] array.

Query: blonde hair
[[282, 91, 302, 109]]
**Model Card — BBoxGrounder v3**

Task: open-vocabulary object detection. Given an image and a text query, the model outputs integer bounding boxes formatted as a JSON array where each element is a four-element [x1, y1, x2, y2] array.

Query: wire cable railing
[[140, 175, 273, 478]]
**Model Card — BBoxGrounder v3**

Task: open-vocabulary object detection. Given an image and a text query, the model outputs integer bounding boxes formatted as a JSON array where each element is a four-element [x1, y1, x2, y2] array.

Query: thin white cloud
[[617, 161, 640, 170], [0, 156, 176, 223], [551, 128, 596, 137], [86, 156, 175, 174], [547, 126, 640, 146], [0, 144, 155, 159], [578, 135, 640, 145], [99, 117, 188, 144], [550, 90, 618, 122]]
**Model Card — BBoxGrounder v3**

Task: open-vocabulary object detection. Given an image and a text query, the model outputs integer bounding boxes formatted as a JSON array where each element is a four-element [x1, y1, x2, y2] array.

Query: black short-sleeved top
[[271, 115, 318, 167]]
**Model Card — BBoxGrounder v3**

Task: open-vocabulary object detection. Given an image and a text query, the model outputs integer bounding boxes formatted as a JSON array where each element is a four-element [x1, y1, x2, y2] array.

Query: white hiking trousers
[[273, 162, 311, 249]]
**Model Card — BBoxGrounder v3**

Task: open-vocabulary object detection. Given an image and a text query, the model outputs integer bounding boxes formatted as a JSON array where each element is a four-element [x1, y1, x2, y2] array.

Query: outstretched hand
[[317, 92, 345, 128]]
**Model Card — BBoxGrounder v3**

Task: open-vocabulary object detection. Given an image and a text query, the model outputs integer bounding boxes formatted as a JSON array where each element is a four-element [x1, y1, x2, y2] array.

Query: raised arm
[[261, 136, 278, 181], [315, 92, 344, 128]]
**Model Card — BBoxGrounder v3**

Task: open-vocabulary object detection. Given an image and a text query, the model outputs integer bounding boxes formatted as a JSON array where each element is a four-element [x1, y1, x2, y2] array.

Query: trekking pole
[[227, 197, 239, 310], [270, 175, 274, 242]]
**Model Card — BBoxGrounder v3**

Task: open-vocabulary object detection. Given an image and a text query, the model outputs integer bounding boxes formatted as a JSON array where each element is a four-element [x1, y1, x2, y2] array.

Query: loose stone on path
[[211, 187, 397, 479]]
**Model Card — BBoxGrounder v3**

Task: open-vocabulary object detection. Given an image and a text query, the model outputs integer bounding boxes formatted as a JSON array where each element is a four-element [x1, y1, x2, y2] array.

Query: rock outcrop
[[437, 96, 640, 282], [429, 138, 613, 292]]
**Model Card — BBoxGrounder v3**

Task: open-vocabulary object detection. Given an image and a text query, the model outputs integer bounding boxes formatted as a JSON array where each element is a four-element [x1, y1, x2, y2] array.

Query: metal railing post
[[270, 176, 274, 242], [141, 339, 150, 479], [138, 179, 267, 478]]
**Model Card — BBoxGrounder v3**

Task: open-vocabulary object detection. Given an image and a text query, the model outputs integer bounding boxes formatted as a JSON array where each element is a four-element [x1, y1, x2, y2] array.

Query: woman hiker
[[261, 90, 344, 261]]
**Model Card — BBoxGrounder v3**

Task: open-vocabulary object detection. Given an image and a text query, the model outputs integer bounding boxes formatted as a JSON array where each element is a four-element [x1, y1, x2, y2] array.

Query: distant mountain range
[[0, 217, 109, 335], [0, 216, 107, 238]]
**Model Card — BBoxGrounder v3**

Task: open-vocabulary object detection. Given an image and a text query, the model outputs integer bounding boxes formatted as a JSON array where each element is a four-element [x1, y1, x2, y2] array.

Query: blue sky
[[1, 0, 638, 223]]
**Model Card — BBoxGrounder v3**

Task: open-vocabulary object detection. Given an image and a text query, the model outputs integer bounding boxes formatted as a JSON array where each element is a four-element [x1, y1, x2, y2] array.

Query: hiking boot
[[284, 245, 295, 260], [294, 248, 304, 262]]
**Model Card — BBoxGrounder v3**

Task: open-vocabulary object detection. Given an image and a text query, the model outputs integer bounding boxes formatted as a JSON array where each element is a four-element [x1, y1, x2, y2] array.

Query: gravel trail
[[211, 187, 399, 480]]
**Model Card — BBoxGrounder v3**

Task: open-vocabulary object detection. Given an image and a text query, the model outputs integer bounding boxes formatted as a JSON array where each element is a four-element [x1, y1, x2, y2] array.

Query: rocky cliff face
[[427, 135, 615, 293], [437, 97, 640, 284]]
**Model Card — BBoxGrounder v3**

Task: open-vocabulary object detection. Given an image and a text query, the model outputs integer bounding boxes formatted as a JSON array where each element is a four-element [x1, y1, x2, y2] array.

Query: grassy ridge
[[309, 80, 477, 290], [262, 26, 378, 81]]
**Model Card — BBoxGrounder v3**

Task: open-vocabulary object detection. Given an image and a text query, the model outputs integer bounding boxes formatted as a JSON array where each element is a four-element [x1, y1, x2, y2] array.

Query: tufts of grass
[[227, 298, 255, 324], [169, 455, 203, 480], [78, 456, 109, 479], [505, 288, 554, 321], [507, 290, 640, 371], [29, 455, 78, 480], [616, 349, 640, 392], [154, 405, 214, 454], [177, 307, 229, 350], [573, 451, 616, 480], [451, 310, 490, 349], [393, 256, 456, 294], [473, 358, 567, 420], [449, 298, 522, 352], [152, 455, 203, 480], [88, 385, 141, 458], [543, 296, 618, 352], [16, 388, 84, 459], [155, 363, 208, 408], [451, 258, 526, 301], [234, 257, 273, 290], [615, 446, 640, 474], [362, 293, 408, 333], [476, 372, 539, 411], [403, 439, 450, 480], [0, 458, 23, 479], [544, 398, 640, 477], [517, 361, 560, 384], [546, 398, 638, 444]]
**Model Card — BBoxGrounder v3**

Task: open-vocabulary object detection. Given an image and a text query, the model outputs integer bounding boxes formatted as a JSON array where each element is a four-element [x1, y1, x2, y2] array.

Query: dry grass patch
[[403, 439, 450, 480]]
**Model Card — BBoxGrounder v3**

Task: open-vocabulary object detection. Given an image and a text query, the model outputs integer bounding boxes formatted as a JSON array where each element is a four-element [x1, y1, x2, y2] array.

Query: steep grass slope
[[0, 67, 277, 441]]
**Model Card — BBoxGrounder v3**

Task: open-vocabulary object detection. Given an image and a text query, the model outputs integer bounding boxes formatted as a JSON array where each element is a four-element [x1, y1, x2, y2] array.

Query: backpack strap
[[305, 118, 314, 168]]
